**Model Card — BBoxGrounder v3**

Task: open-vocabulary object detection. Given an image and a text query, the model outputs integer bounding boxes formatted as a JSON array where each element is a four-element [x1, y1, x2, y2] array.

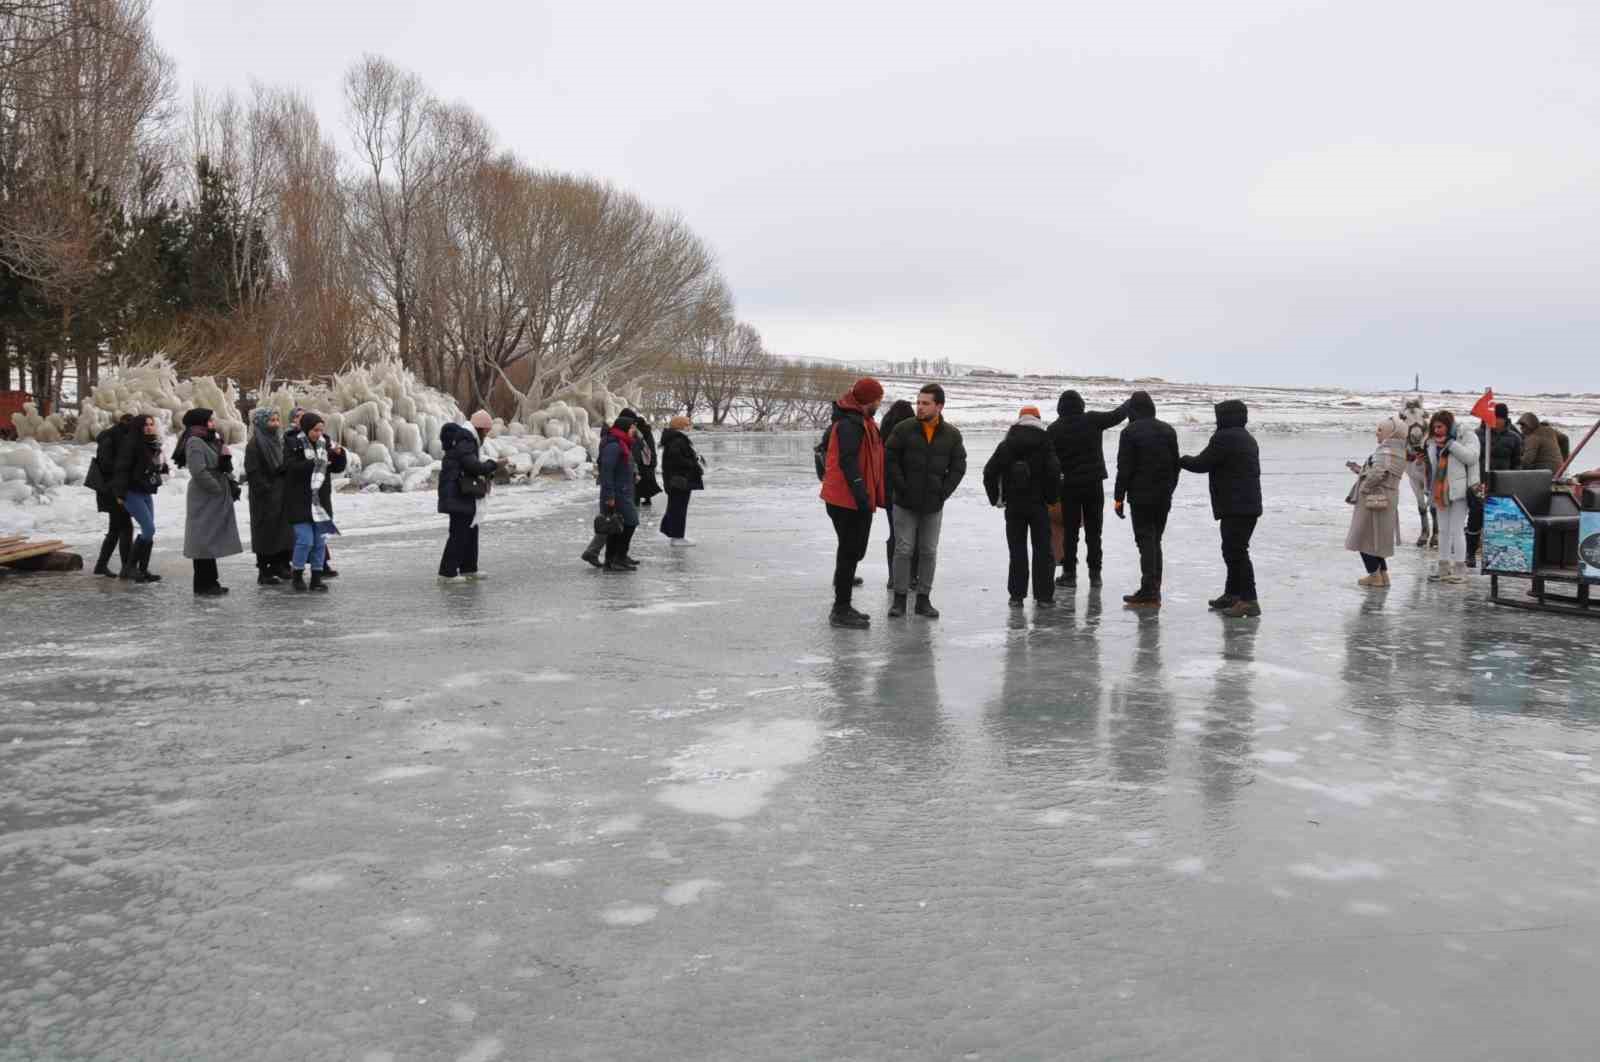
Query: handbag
[[84, 457, 105, 492], [459, 473, 489, 498], [1362, 491, 1390, 511], [667, 474, 690, 492], [593, 510, 624, 535]]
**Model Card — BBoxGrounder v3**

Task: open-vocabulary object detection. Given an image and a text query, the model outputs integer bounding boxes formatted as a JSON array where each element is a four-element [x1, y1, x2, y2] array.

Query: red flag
[[1470, 389, 1495, 421]]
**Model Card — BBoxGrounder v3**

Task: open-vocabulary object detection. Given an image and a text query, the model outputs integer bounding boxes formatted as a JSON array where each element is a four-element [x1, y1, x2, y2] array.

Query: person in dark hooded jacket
[[1047, 390, 1130, 589], [1179, 400, 1263, 617], [628, 410, 662, 508], [245, 407, 294, 584], [110, 413, 167, 583], [984, 406, 1063, 606], [437, 415, 501, 580], [1113, 391, 1179, 608], [89, 415, 134, 577], [818, 378, 886, 628]]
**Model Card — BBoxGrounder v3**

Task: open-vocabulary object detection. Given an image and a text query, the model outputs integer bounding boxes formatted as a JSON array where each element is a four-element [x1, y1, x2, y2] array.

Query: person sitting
[[1518, 413, 1566, 474]]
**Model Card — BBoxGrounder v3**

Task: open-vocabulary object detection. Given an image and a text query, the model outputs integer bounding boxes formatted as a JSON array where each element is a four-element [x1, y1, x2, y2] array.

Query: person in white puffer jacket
[[1424, 409, 1480, 584]]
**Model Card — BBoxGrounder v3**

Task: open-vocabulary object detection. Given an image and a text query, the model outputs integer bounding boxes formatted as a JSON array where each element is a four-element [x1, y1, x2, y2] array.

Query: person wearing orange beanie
[[819, 378, 885, 628]]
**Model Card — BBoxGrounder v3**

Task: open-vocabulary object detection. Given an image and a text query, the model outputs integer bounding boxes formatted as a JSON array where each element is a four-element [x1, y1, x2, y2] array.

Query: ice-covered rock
[[74, 356, 246, 445]]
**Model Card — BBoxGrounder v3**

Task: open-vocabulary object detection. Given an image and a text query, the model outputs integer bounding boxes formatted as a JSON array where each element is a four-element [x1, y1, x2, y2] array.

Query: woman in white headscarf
[[1345, 416, 1407, 588]]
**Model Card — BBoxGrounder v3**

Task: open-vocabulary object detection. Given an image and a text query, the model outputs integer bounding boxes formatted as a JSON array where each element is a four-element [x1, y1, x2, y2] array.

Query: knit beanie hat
[[299, 412, 325, 436], [849, 378, 884, 406], [1019, 405, 1041, 419], [470, 409, 493, 432]]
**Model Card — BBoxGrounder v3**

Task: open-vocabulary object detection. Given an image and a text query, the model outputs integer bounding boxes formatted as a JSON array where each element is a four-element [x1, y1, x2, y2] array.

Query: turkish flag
[[1470, 389, 1496, 421]]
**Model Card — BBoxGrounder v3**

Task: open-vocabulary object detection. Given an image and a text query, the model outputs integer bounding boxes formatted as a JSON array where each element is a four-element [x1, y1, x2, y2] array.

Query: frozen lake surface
[[4, 430, 1600, 1061]]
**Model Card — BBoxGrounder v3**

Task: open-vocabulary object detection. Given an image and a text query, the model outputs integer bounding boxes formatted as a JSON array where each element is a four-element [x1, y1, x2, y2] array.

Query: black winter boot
[[309, 570, 329, 592], [1056, 565, 1076, 588], [914, 594, 940, 619], [1208, 594, 1237, 611], [319, 566, 339, 579], [132, 540, 161, 583], [93, 534, 117, 576], [1088, 569, 1103, 589], [830, 604, 869, 629], [888, 593, 907, 618], [291, 569, 309, 592]]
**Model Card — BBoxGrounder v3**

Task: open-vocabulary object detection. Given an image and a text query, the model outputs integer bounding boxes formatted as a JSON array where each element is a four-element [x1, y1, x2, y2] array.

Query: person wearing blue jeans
[[112, 413, 166, 584], [284, 412, 346, 592]]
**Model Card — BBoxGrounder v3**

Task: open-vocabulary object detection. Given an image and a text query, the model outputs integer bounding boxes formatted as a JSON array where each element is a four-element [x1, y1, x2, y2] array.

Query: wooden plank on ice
[[0, 540, 66, 566]]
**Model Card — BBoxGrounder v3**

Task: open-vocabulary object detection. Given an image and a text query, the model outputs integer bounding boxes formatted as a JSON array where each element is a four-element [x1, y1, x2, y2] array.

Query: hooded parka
[[1178, 400, 1262, 519]]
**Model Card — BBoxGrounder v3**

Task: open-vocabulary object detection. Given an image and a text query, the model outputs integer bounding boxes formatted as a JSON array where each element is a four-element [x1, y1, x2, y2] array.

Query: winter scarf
[[1431, 438, 1452, 508], [251, 408, 283, 471], [608, 425, 634, 462]]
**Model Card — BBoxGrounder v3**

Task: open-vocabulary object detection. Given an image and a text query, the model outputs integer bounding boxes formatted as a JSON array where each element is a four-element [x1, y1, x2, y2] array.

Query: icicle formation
[[70, 356, 247, 445]]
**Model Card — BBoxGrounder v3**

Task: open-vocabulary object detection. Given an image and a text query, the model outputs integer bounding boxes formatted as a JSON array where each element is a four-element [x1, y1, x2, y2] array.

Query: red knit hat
[[1019, 405, 1041, 419], [849, 377, 884, 405]]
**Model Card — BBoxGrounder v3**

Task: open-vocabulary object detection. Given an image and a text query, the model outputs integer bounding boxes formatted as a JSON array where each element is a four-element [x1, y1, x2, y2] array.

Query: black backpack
[[813, 423, 834, 481]]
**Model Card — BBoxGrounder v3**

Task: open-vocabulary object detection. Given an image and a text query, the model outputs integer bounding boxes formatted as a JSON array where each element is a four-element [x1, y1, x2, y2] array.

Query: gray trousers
[[892, 505, 942, 595]]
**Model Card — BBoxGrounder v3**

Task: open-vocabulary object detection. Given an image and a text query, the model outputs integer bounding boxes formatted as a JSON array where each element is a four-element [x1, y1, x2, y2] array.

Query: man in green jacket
[[884, 383, 967, 619]]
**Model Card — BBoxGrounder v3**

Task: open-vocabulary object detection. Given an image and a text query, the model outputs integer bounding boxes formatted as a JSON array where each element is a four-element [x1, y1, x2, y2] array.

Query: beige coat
[[1345, 439, 1405, 557]]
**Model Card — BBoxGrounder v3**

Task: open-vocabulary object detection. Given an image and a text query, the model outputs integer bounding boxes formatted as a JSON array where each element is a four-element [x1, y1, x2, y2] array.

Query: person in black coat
[[437, 412, 501, 580], [283, 412, 348, 591], [89, 415, 134, 577], [245, 407, 294, 584], [658, 415, 705, 545], [1113, 391, 1180, 608], [629, 410, 662, 509], [1047, 390, 1130, 589], [111, 413, 168, 583], [877, 399, 916, 587], [983, 406, 1063, 606], [1179, 400, 1263, 617], [883, 383, 967, 619]]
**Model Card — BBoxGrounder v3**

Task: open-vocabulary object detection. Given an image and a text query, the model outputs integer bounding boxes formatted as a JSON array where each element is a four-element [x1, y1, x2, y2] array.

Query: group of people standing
[[87, 406, 345, 595], [1345, 399, 1572, 586], [817, 377, 1264, 629], [576, 408, 706, 573]]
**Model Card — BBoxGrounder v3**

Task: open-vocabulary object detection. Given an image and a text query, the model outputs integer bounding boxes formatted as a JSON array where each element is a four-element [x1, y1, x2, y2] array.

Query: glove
[[1113, 499, 1126, 520]]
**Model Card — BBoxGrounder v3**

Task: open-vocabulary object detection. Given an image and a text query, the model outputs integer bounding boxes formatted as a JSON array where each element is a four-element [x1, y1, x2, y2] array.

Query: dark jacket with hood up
[[112, 426, 165, 500], [885, 415, 967, 514], [93, 421, 129, 512], [659, 428, 704, 491], [1113, 392, 1180, 508], [438, 423, 498, 516], [1178, 400, 1262, 519], [983, 416, 1062, 511], [1048, 391, 1130, 489]]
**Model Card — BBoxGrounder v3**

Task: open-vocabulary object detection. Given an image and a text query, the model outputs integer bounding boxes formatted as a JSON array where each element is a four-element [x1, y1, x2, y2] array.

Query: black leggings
[[1361, 553, 1389, 574], [827, 503, 873, 608]]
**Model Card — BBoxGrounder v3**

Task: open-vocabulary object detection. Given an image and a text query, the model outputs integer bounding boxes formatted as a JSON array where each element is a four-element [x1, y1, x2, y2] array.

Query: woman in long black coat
[[658, 415, 705, 545], [244, 407, 294, 584], [437, 414, 501, 580], [89, 415, 134, 577]]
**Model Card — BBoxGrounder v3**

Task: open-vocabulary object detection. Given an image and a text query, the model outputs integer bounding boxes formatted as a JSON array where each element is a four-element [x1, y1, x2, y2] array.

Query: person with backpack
[[884, 383, 967, 619], [1179, 400, 1263, 617], [438, 412, 502, 581], [1047, 390, 1131, 589], [630, 411, 662, 510], [88, 414, 134, 577], [111, 413, 166, 584], [1113, 391, 1180, 609], [983, 405, 1062, 607], [283, 412, 347, 592], [658, 415, 705, 545], [818, 377, 886, 628]]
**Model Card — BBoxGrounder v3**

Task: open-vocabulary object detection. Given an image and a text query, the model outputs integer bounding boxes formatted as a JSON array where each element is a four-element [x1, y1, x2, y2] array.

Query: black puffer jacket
[[93, 422, 129, 513], [1113, 392, 1180, 507], [1479, 424, 1523, 472], [885, 416, 967, 514], [1178, 400, 1262, 519], [660, 428, 704, 491], [983, 418, 1061, 510], [437, 423, 498, 516], [1048, 391, 1130, 489]]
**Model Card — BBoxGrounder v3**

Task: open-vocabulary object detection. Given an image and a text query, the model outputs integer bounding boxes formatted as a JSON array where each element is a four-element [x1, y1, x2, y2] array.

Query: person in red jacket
[[819, 377, 885, 629]]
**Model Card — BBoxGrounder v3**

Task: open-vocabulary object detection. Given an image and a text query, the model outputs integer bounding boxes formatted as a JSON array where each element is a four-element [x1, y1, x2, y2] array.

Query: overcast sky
[[152, 1, 1598, 393]]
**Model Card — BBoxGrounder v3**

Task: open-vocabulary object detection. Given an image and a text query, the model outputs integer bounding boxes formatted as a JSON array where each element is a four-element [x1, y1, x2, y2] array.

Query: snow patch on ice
[[1090, 856, 1136, 869], [457, 1037, 503, 1062], [1251, 749, 1302, 765], [594, 814, 643, 836], [1347, 901, 1392, 916], [448, 1002, 476, 1023], [368, 765, 443, 782], [529, 860, 579, 878], [1035, 808, 1097, 826], [662, 879, 722, 906], [1169, 856, 1207, 877], [657, 717, 822, 820], [1480, 793, 1541, 814], [599, 903, 658, 926], [291, 871, 346, 892], [1287, 861, 1388, 882], [630, 600, 724, 617], [381, 912, 433, 937]]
